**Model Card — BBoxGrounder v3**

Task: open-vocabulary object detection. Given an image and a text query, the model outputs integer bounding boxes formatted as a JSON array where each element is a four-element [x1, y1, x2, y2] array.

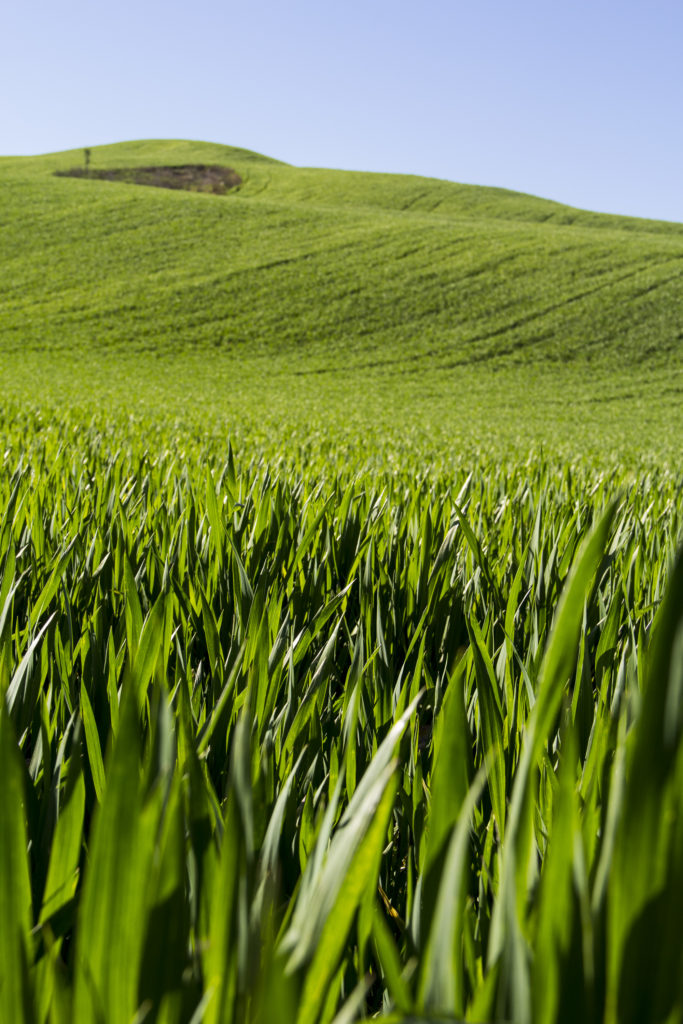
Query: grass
[[1, 138, 682, 462], [1, 140, 682, 1022], [0, 414, 681, 1023]]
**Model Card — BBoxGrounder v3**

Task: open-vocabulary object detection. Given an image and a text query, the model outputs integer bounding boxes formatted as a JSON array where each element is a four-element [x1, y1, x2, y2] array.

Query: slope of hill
[[3, 142, 683, 1024], [1, 139, 681, 462]]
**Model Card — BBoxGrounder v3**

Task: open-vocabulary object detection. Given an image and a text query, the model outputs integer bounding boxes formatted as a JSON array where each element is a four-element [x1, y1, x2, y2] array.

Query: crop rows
[[1, 412, 682, 1023], [3, 140, 682, 471], [4, 141, 683, 375]]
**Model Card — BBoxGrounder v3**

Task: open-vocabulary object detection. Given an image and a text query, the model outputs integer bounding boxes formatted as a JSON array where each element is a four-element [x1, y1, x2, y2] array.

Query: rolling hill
[[1, 139, 681, 462], [2, 141, 683, 1024]]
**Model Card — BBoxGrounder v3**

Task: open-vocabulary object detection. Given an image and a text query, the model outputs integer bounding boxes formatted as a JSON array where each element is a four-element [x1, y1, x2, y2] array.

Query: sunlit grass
[[0, 410, 681, 1022], [1, 139, 682, 465], [1, 139, 682, 1022]]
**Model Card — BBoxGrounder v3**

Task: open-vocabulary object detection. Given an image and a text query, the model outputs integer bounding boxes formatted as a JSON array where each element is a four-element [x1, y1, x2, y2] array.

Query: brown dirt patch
[[54, 164, 242, 195]]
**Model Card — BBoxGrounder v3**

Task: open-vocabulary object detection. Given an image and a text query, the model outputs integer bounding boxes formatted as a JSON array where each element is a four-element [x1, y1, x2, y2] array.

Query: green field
[[1, 138, 682, 460], [1, 141, 682, 1023]]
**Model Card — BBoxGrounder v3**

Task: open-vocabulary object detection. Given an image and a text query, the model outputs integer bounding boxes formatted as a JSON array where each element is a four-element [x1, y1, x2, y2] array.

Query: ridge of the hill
[[1, 139, 682, 461], [4, 138, 683, 235]]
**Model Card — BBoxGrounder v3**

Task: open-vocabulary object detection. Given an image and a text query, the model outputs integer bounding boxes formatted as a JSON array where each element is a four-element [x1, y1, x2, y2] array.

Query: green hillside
[[2, 142, 683, 1024], [1, 139, 682, 461]]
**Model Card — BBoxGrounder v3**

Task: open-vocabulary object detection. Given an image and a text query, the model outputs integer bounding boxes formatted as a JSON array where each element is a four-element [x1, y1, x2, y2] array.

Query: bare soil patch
[[54, 164, 242, 195]]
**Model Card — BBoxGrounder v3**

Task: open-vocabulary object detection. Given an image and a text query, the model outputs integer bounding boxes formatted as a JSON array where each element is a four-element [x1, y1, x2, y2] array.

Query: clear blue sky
[[4, 0, 683, 222]]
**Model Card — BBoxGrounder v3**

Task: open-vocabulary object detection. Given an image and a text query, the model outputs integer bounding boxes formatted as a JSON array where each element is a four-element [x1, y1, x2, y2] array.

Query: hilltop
[[1, 139, 681, 462]]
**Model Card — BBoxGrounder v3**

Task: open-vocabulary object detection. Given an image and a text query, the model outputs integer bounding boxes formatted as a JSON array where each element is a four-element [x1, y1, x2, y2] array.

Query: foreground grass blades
[[0, 414, 681, 1023]]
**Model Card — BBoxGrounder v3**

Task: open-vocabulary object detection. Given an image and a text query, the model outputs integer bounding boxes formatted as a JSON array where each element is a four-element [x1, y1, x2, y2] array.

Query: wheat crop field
[[0, 140, 682, 1024]]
